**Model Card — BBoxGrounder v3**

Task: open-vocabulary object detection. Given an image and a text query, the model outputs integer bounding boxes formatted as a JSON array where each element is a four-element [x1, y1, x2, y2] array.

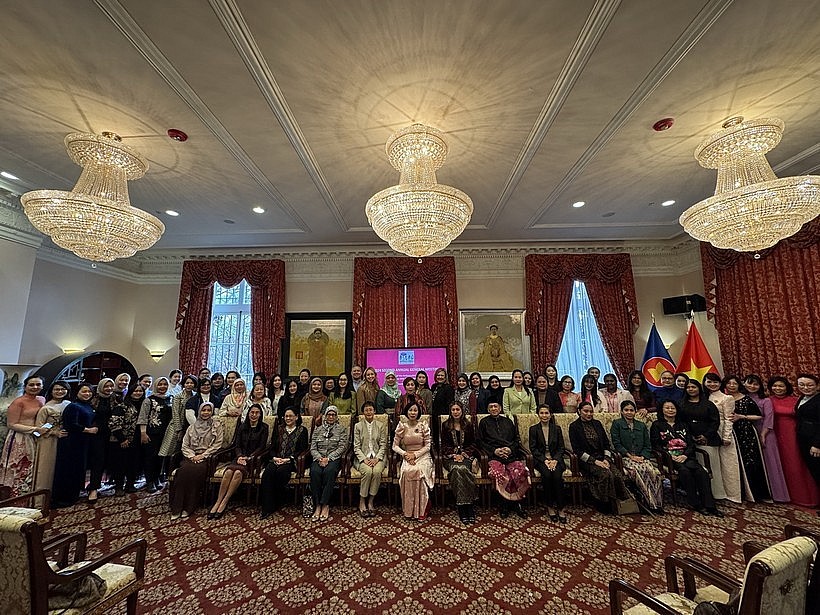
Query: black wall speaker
[[662, 294, 706, 316]]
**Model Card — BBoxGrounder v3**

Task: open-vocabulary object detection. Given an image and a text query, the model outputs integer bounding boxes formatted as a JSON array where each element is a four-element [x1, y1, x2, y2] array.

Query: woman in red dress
[[768, 375, 819, 507]]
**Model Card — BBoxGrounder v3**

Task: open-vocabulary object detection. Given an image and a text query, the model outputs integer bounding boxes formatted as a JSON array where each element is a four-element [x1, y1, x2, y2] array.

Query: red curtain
[[525, 253, 639, 384], [175, 259, 286, 377], [352, 257, 459, 379], [700, 218, 820, 381]]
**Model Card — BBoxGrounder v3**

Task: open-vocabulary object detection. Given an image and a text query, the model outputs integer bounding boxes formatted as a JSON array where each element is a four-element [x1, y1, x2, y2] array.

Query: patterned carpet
[[46, 486, 820, 615]]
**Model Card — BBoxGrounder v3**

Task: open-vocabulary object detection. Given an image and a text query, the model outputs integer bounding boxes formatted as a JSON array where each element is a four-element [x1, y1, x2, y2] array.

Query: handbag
[[49, 572, 107, 611]]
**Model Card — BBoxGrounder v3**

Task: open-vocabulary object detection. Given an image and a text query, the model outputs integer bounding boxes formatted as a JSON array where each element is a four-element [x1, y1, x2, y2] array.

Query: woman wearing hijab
[[376, 371, 401, 416], [137, 376, 173, 493], [219, 377, 248, 418], [170, 401, 224, 519], [569, 401, 632, 514], [453, 373, 471, 413], [259, 408, 309, 518], [208, 403, 268, 519], [86, 377, 122, 502], [32, 380, 71, 493], [108, 381, 144, 494], [159, 375, 197, 460], [484, 375, 504, 409], [393, 402, 435, 520], [113, 373, 131, 398], [301, 377, 328, 420], [51, 383, 96, 508], [308, 405, 348, 521]]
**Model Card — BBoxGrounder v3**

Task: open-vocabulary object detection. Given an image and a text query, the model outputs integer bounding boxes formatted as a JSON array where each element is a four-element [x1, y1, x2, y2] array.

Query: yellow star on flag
[[681, 359, 713, 383]]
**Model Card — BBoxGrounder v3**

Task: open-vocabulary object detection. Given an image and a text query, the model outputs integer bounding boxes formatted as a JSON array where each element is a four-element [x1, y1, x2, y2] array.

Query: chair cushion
[[622, 592, 698, 615], [0, 507, 43, 521], [694, 585, 731, 604]]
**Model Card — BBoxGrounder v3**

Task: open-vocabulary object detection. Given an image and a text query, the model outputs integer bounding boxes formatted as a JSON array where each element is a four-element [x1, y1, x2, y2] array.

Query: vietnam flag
[[676, 321, 719, 382], [641, 323, 676, 390]]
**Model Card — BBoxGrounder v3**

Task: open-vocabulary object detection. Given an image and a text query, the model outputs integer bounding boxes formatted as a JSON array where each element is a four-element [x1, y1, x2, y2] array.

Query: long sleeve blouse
[[309, 422, 349, 461], [709, 390, 736, 442], [392, 420, 432, 458], [181, 420, 224, 458], [610, 417, 652, 459], [476, 414, 522, 462], [568, 418, 612, 464], [440, 421, 477, 458], [503, 386, 537, 415], [353, 418, 388, 462], [680, 399, 722, 446]]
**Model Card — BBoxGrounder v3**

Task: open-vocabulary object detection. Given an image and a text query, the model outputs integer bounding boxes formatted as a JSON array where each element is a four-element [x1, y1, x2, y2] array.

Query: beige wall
[[0, 240, 37, 363], [15, 254, 721, 380]]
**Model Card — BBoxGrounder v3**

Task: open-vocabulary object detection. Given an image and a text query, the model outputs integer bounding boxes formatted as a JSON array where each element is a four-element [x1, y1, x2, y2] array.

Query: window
[[555, 280, 617, 387], [207, 280, 253, 379]]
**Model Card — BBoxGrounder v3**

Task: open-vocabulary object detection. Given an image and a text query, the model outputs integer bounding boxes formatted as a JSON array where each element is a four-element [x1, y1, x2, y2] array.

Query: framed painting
[[282, 313, 352, 379], [459, 310, 530, 381]]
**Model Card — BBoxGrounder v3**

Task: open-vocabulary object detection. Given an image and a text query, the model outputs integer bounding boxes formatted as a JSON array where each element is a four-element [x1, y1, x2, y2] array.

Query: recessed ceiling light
[[661, 200, 676, 207], [1, 171, 20, 180], [165, 210, 179, 216], [252, 206, 265, 214], [572, 201, 585, 208]]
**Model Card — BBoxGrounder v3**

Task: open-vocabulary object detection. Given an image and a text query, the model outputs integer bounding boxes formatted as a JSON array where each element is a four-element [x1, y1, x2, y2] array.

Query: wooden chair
[[513, 413, 541, 504], [0, 513, 147, 615], [0, 488, 51, 524], [208, 415, 276, 504], [346, 414, 392, 506], [609, 536, 817, 615]]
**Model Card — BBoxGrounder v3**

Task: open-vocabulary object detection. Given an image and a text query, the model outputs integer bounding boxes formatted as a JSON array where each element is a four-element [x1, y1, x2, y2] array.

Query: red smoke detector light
[[167, 128, 188, 142], [652, 118, 675, 132]]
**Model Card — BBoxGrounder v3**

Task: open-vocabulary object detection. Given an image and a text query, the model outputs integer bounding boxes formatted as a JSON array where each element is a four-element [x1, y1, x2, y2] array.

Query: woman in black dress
[[52, 383, 96, 508], [259, 408, 309, 518], [723, 375, 771, 502]]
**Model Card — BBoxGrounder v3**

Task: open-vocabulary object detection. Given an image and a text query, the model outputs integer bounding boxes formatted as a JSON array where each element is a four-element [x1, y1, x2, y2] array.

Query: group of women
[[2, 365, 818, 525]]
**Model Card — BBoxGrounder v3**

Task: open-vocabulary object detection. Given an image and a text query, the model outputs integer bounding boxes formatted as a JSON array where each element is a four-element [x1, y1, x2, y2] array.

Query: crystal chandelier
[[21, 132, 165, 262], [679, 117, 820, 252], [366, 123, 473, 257]]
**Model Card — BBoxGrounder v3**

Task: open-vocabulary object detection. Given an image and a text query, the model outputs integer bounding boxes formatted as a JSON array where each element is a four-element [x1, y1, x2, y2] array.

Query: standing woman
[[468, 372, 488, 417], [259, 408, 308, 518], [208, 403, 268, 519], [113, 373, 131, 398], [185, 377, 214, 426], [168, 369, 183, 397], [328, 372, 355, 415], [795, 374, 820, 500], [569, 401, 631, 514], [33, 380, 71, 493], [503, 369, 536, 416], [529, 403, 567, 522], [323, 377, 336, 399], [169, 401, 224, 519], [681, 380, 730, 501], [219, 377, 248, 418], [558, 376, 581, 414], [247, 382, 272, 417], [544, 364, 561, 393], [702, 373, 743, 503], [309, 406, 348, 521], [159, 374, 197, 462], [523, 371, 535, 389], [453, 373, 471, 413], [352, 401, 388, 517], [626, 370, 655, 418], [415, 370, 434, 412], [356, 367, 380, 415], [267, 374, 285, 417], [744, 374, 789, 502], [441, 401, 478, 524], [301, 377, 328, 420], [86, 377, 120, 502], [137, 376, 173, 493], [108, 382, 143, 494], [430, 368, 455, 417], [580, 375, 605, 412], [393, 403, 434, 520], [723, 375, 771, 502], [769, 376, 818, 507], [51, 383, 96, 508], [534, 374, 562, 414], [0, 375, 46, 496], [210, 372, 226, 401], [484, 375, 505, 410], [610, 400, 664, 513], [376, 371, 401, 417], [280, 379, 302, 419]]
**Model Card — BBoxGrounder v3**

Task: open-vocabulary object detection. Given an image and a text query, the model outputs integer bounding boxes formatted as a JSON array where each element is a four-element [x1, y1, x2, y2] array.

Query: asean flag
[[641, 323, 676, 390], [676, 321, 719, 382]]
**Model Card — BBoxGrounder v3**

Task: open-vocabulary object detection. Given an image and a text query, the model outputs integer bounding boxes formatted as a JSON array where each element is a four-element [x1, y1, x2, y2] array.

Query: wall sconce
[[62, 348, 85, 354], [149, 350, 165, 362]]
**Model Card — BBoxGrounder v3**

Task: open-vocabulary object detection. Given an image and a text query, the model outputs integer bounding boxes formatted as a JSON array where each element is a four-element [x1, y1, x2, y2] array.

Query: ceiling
[[1, 0, 819, 256]]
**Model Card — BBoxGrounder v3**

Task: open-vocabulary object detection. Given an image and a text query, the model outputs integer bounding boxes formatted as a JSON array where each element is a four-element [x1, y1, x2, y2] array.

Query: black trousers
[[87, 434, 109, 490], [534, 460, 565, 509], [260, 460, 296, 513], [108, 441, 139, 489], [141, 431, 164, 484], [676, 458, 715, 509]]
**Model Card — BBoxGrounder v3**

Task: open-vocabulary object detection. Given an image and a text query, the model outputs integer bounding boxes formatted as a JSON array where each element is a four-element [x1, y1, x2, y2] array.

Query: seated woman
[[441, 401, 478, 524], [651, 400, 723, 517], [568, 401, 631, 514], [208, 403, 269, 519], [529, 403, 567, 523], [610, 399, 664, 514], [259, 407, 308, 518], [353, 401, 388, 517], [309, 405, 348, 521], [477, 401, 530, 518], [393, 402, 435, 520], [170, 401, 224, 520]]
